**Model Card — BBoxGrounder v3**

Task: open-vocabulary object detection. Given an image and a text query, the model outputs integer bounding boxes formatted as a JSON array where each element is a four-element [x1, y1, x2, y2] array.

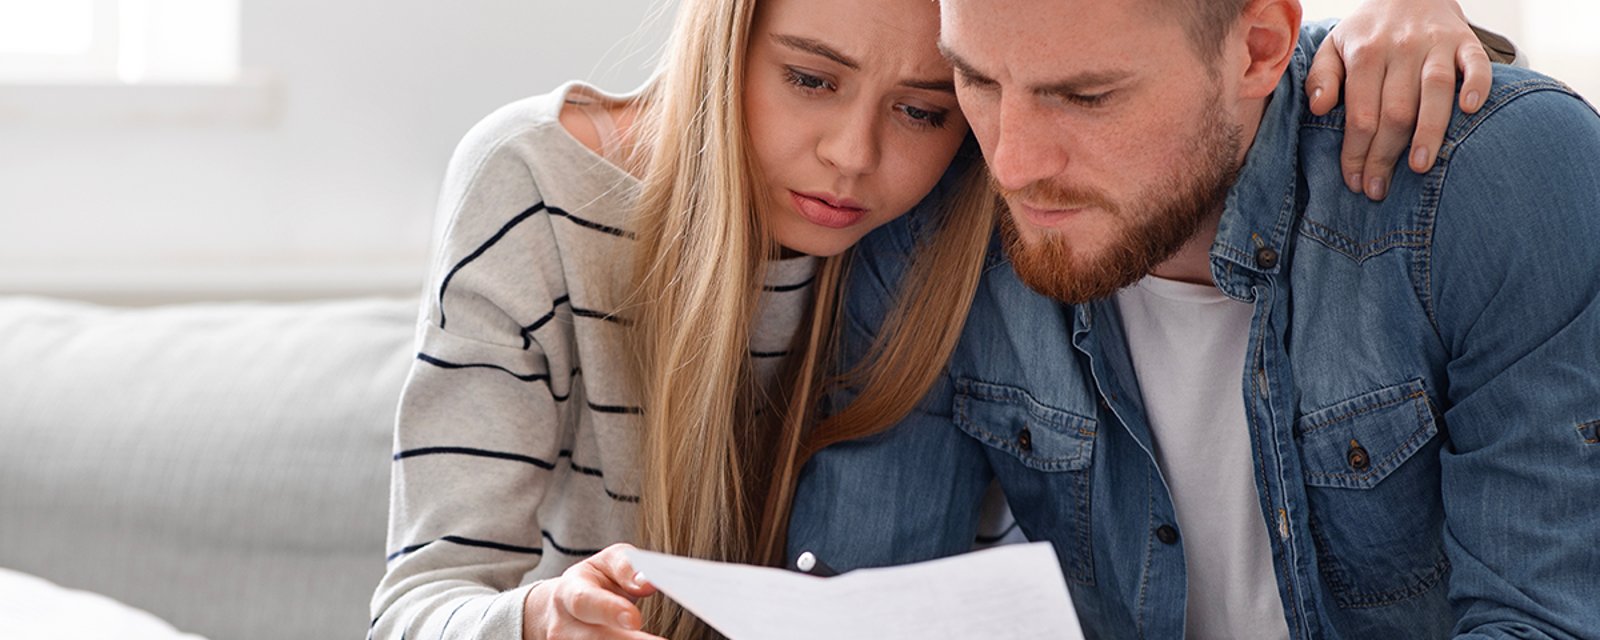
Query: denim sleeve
[[785, 191, 991, 572], [1428, 83, 1600, 639]]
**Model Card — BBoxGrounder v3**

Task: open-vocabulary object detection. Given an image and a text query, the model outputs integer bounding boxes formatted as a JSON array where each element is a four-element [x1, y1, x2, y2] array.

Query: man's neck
[[1147, 96, 1271, 287]]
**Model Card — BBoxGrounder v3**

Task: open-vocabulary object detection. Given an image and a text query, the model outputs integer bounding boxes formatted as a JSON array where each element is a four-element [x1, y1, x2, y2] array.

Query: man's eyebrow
[[939, 44, 993, 85], [772, 34, 858, 70], [1035, 70, 1135, 96], [940, 42, 1132, 95]]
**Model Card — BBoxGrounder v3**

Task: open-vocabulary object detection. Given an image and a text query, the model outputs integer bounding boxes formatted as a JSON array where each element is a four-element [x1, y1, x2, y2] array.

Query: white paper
[[626, 542, 1084, 640]]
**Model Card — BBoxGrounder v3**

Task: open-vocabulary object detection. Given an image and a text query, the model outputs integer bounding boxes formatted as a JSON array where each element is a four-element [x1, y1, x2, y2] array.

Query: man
[[788, 0, 1600, 637]]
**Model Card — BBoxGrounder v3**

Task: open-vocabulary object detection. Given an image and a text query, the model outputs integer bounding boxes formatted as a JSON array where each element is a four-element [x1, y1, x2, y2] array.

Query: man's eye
[[1067, 92, 1111, 107]]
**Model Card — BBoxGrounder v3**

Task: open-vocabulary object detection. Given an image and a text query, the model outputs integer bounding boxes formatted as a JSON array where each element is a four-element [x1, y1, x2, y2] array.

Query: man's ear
[[1237, 0, 1301, 99]]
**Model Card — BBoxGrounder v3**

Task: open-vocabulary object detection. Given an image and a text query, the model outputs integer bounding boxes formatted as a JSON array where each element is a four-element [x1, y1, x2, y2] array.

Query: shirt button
[[1255, 246, 1279, 270], [1156, 525, 1179, 545], [1018, 428, 1033, 452], [1347, 440, 1371, 471]]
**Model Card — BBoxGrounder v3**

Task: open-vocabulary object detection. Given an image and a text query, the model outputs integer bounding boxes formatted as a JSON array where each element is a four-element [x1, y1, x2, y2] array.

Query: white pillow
[[0, 568, 208, 640]]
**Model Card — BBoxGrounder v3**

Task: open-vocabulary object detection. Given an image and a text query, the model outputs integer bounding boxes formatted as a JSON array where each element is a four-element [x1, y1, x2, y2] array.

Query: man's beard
[[999, 100, 1244, 304]]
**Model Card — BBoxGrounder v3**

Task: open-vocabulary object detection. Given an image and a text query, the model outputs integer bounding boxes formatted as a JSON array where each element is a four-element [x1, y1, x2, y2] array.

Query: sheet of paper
[[626, 542, 1084, 640]]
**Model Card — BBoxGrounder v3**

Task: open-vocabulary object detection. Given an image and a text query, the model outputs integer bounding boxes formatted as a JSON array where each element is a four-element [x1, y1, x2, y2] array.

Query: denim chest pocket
[[953, 378, 1098, 584], [953, 378, 1097, 472], [1295, 379, 1450, 609]]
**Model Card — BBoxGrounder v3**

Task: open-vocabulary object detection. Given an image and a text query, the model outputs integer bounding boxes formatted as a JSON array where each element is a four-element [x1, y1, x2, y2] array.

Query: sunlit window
[[0, 0, 238, 84]]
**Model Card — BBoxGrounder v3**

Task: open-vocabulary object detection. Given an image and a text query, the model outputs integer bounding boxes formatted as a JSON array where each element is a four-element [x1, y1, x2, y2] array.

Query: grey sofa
[[0, 295, 418, 640]]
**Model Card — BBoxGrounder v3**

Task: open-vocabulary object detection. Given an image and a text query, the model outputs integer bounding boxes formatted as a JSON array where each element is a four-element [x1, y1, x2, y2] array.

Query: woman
[[370, 0, 1498, 637]]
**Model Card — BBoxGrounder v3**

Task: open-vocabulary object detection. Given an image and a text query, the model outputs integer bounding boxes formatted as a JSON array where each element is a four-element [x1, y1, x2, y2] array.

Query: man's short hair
[[1161, 0, 1250, 61]]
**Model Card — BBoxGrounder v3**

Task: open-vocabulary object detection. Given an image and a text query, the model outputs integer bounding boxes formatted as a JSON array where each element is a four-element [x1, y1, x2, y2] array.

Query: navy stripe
[[386, 535, 544, 563], [607, 489, 641, 503], [750, 350, 790, 359], [590, 402, 643, 415], [438, 203, 546, 330], [520, 295, 571, 348], [519, 297, 630, 349], [975, 521, 1021, 545], [547, 205, 635, 238], [542, 530, 605, 556], [416, 353, 549, 383], [572, 307, 632, 327], [392, 446, 641, 503], [763, 276, 816, 293], [393, 447, 557, 470]]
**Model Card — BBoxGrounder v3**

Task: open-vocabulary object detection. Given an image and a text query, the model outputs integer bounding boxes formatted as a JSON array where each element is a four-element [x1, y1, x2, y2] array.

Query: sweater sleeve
[[370, 108, 575, 640]]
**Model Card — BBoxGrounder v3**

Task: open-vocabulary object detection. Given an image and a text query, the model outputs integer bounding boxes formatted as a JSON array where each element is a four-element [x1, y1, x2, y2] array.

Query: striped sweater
[[369, 82, 818, 639]]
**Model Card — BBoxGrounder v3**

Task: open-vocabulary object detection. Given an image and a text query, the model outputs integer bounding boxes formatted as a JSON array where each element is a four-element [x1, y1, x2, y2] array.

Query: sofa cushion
[[0, 567, 207, 639], [0, 296, 418, 640]]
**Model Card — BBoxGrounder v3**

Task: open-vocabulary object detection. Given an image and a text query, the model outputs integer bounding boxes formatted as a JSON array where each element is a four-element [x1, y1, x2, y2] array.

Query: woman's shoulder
[[452, 83, 587, 167]]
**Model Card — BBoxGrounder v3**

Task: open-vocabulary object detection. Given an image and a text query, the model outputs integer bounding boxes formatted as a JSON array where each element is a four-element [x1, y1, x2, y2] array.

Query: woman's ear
[[1238, 0, 1302, 99]]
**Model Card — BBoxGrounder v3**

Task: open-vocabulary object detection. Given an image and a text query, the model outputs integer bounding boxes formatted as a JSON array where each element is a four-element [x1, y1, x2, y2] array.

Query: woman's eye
[[784, 68, 833, 93], [899, 104, 949, 129]]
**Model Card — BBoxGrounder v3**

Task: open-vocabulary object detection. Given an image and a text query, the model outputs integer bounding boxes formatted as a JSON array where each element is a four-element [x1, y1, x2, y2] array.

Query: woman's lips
[[790, 190, 868, 229]]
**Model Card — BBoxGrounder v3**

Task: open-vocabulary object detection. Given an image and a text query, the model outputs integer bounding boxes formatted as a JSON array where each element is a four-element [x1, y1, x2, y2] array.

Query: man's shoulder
[[1442, 65, 1597, 158]]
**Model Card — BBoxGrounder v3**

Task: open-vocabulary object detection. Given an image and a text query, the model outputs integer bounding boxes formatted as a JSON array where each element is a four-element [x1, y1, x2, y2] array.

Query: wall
[[0, 0, 676, 303]]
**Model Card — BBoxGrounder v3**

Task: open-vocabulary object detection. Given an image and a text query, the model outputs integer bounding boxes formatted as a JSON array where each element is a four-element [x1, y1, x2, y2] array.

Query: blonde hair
[[627, 0, 997, 636]]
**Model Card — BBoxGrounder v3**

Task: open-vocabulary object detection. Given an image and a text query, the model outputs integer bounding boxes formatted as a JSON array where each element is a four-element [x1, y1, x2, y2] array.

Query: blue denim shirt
[[788, 28, 1600, 640]]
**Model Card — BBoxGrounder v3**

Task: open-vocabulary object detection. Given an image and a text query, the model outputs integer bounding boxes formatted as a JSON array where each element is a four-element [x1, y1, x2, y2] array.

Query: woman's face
[[744, 0, 969, 257]]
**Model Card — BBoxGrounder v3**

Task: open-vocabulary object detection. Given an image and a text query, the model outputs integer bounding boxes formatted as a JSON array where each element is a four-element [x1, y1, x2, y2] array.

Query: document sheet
[[626, 542, 1084, 640]]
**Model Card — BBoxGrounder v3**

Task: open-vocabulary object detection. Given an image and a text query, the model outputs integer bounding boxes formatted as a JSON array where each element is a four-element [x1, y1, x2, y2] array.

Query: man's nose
[[817, 104, 881, 178], [986, 99, 1067, 193]]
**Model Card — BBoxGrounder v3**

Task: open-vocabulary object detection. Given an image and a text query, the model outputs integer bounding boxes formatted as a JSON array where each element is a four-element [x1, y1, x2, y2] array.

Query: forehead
[[940, 0, 1193, 77], [754, 0, 946, 70]]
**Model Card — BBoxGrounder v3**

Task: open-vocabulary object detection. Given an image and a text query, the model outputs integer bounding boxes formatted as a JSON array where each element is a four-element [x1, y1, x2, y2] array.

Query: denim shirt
[[788, 28, 1600, 640]]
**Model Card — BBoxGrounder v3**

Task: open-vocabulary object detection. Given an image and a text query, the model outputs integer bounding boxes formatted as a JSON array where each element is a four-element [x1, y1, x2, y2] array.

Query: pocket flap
[[1295, 379, 1439, 490], [954, 378, 1097, 472]]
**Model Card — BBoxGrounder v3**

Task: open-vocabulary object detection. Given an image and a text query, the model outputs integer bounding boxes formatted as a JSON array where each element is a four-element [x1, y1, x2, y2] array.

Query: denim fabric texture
[[788, 26, 1600, 640]]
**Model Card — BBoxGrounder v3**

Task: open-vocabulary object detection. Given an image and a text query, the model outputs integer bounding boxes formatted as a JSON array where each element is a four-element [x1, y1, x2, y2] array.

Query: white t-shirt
[[1114, 275, 1290, 640]]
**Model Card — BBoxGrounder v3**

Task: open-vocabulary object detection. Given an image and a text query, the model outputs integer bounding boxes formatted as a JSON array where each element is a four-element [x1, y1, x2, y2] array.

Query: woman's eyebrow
[[772, 34, 858, 70], [901, 78, 956, 94]]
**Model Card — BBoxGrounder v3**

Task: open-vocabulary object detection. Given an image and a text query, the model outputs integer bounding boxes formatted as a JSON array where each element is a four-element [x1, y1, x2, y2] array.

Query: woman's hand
[[522, 544, 665, 640], [1306, 0, 1493, 200]]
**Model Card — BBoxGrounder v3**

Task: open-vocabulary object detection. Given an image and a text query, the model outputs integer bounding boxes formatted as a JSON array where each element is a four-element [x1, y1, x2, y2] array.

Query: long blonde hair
[[627, 0, 998, 636]]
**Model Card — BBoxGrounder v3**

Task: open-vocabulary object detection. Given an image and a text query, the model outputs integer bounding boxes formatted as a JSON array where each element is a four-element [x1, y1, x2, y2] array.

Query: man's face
[[942, 0, 1247, 302]]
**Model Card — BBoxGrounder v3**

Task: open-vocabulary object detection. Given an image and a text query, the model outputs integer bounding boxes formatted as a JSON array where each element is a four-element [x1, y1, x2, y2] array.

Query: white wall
[[1302, 0, 1600, 100], [0, 0, 676, 303]]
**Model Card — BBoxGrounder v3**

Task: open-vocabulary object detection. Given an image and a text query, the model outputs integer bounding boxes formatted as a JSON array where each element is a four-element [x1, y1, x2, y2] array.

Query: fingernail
[[1312, 87, 1323, 103], [1411, 146, 1430, 170], [633, 572, 648, 588], [1367, 176, 1387, 200], [619, 612, 639, 630], [1466, 91, 1482, 110], [1348, 172, 1363, 193]]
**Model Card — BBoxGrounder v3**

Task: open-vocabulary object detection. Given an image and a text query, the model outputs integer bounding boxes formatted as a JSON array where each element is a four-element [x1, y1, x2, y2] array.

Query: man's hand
[[522, 544, 665, 640], [1306, 0, 1494, 200]]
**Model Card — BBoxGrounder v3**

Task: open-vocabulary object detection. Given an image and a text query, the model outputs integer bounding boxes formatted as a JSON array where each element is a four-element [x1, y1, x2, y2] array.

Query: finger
[[593, 545, 657, 598], [1338, 44, 1385, 193], [1360, 65, 1421, 200], [557, 579, 648, 631], [1408, 49, 1458, 173], [1456, 42, 1493, 113], [546, 619, 668, 640], [1305, 34, 1348, 116]]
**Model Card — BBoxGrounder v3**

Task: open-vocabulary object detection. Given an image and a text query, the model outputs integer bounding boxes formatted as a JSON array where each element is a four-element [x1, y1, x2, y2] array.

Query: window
[[0, 0, 239, 84]]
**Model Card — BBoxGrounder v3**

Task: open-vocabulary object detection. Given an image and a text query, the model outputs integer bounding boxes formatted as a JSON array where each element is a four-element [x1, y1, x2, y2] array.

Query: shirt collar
[[1208, 34, 1314, 298]]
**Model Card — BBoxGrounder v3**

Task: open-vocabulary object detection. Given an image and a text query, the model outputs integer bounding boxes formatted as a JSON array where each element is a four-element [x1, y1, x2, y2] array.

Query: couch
[[0, 295, 420, 640]]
